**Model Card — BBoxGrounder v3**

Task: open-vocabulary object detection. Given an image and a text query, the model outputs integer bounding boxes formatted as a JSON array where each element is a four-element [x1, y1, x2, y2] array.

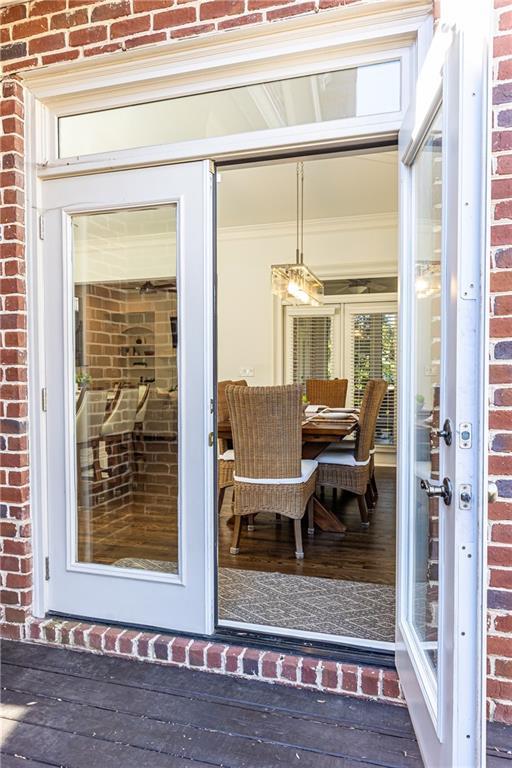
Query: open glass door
[[396, 15, 487, 768], [43, 161, 214, 634]]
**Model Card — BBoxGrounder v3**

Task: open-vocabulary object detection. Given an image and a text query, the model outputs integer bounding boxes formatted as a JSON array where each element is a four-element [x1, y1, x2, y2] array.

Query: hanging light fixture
[[271, 162, 323, 306]]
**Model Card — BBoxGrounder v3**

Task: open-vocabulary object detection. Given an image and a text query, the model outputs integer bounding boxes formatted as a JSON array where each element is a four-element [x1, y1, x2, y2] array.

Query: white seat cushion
[[327, 441, 375, 455], [219, 449, 234, 461], [317, 450, 370, 467], [234, 459, 317, 485]]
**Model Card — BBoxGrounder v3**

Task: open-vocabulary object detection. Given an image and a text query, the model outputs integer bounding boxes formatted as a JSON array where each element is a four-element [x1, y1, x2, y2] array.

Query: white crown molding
[[21, 0, 431, 110], [218, 212, 398, 240]]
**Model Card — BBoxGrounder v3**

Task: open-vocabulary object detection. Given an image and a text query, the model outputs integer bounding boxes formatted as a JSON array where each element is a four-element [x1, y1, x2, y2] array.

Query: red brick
[[1, 5, 27, 25], [69, 26, 107, 46], [225, 645, 243, 673], [83, 42, 123, 56], [492, 224, 512, 247], [133, 0, 175, 10], [268, 2, 315, 20], [301, 657, 319, 685], [242, 647, 260, 676], [361, 667, 380, 697], [0, 623, 23, 640], [341, 664, 359, 693], [103, 627, 122, 652], [89, 625, 107, 650], [496, 200, 512, 221], [494, 702, 512, 725], [496, 658, 512, 678], [91, 1, 131, 22], [189, 640, 208, 667], [28, 32, 65, 54], [218, 13, 263, 29], [154, 635, 171, 661], [12, 17, 48, 40], [125, 32, 166, 48], [171, 23, 215, 38], [206, 643, 225, 670], [42, 50, 81, 65], [495, 34, 512, 58], [170, 636, 189, 663], [495, 614, 512, 634], [200, 1, 244, 20], [110, 16, 151, 38], [261, 651, 280, 678], [321, 660, 338, 690], [490, 569, 512, 588], [489, 456, 512, 475], [30, 0, 66, 14], [50, 9, 89, 29], [153, 7, 196, 29], [382, 670, 401, 699], [280, 654, 299, 682], [117, 630, 139, 654]]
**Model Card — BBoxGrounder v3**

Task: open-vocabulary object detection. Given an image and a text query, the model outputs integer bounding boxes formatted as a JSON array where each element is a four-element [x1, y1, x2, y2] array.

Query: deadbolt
[[420, 477, 453, 506]]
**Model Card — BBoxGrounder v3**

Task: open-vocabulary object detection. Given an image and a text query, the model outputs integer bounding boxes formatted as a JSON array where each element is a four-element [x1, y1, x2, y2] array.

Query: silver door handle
[[420, 477, 453, 506], [488, 482, 499, 504]]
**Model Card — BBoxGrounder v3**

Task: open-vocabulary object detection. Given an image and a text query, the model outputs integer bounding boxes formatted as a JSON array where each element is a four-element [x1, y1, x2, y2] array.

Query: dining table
[[217, 413, 358, 534]]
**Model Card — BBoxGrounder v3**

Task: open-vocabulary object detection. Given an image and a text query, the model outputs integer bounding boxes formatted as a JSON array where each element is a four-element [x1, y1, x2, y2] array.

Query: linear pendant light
[[271, 162, 323, 306]]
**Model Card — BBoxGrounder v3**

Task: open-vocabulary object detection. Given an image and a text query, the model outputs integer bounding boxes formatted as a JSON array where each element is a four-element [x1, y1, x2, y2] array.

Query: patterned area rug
[[115, 558, 395, 642]]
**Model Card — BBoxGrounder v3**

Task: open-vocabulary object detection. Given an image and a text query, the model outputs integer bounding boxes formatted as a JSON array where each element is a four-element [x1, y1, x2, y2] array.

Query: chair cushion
[[234, 459, 317, 485], [327, 442, 375, 455], [218, 449, 234, 461], [317, 450, 370, 467]]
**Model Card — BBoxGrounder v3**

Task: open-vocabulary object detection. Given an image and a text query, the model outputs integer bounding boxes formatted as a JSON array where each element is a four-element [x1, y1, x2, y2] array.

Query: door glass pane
[[73, 205, 179, 574], [58, 60, 401, 157], [411, 108, 443, 674]]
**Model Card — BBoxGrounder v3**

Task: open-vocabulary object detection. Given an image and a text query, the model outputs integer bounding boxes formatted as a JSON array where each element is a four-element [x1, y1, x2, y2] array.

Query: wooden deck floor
[[1, 641, 419, 768], [2, 641, 509, 767]]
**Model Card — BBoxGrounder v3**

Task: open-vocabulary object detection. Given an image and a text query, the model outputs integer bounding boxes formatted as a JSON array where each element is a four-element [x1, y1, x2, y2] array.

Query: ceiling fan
[[138, 280, 177, 294]]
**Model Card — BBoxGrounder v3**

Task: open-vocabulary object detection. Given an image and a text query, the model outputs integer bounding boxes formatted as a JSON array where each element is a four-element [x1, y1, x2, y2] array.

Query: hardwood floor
[[77, 466, 396, 587], [218, 466, 396, 586]]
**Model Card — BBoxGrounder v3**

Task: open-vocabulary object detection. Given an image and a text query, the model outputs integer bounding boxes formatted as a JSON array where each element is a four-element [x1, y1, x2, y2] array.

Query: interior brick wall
[[1, 0, 510, 724], [488, 0, 512, 726]]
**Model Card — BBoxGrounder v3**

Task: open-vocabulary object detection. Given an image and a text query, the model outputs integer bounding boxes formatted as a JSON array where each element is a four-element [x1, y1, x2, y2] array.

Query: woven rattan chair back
[[226, 384, 302, 480], [355, 379, 388, 462], [217, 379, 247, 423], [305, 379, 348, 408]]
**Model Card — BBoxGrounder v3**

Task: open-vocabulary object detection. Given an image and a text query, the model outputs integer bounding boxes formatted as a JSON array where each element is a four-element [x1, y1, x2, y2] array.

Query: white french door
[[42, 161, 214, 634], [396, 17, 487, 768]]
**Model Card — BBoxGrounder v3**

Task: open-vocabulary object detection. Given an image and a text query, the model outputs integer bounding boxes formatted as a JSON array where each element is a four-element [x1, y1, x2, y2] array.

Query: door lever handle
[[435, 418, 452, 446], [420, 477, 453, 506]]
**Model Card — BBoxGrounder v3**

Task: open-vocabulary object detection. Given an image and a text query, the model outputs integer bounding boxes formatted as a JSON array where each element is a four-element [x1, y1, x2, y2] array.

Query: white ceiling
[[217, 149, 398, 228]]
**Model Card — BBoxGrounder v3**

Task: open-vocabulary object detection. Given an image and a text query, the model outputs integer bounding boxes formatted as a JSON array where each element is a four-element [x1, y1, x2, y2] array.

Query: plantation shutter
[[350, 311, 397, 445], [291, 315, 332, 385]]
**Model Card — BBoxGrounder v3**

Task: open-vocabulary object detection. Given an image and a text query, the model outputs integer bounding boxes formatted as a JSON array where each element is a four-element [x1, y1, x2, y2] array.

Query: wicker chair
[[316, 379, 388, 527], [226, 384, 317, 559], [306, 378, 348, 408], [217, 379, 247, 512]]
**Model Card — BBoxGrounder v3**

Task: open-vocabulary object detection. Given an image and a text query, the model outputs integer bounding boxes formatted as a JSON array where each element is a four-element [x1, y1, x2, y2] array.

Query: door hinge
[[208, 432, 214, 447], [38, 214, 45, 240], [41, 387, 47, 412], [44, 556, 50, 581]]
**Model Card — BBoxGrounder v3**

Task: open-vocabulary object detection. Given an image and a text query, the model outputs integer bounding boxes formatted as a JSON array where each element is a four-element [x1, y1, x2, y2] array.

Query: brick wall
[[1, 0, 511, 724], [488, 0, 512, 726]]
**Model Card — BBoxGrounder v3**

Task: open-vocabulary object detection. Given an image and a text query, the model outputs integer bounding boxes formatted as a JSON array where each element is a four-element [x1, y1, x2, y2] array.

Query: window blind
[[291, 315, 332, 385], [351, 312, 397, 445]]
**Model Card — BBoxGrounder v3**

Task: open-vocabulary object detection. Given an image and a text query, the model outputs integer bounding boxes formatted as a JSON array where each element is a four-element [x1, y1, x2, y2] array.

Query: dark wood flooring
[[219, 467, 397, 585], [1, 640, 420, 768], [78, 467, 397, 586]]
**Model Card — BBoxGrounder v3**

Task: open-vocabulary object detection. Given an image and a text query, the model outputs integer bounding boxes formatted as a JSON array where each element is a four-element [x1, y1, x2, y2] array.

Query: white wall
[[217, 213, 398, 386]]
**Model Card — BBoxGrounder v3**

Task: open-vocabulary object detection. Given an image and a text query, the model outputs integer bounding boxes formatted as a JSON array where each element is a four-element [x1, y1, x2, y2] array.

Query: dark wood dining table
[[217, 416, 358, 534]]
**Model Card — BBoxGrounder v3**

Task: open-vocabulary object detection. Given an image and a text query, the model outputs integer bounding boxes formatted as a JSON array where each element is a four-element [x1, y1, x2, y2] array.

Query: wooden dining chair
[[76, 388, 109, 485], [316, 379, 388, 527], [306, 378, 348, 408], [226, 384, 317, 559], [217, 379, 247, 512]]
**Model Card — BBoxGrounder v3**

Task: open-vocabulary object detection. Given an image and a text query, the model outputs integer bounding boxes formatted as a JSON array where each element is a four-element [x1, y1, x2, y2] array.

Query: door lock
[[420, 477, 453, 506], [435, 418, 452, 446]]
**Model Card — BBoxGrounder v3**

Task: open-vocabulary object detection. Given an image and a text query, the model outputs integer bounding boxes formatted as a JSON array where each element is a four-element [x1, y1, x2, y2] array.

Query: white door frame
[[25, 3, 433, 621]]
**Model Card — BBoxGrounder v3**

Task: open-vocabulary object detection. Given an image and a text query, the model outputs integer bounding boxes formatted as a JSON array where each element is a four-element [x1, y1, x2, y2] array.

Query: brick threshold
[[6, 616, 406, 705]]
